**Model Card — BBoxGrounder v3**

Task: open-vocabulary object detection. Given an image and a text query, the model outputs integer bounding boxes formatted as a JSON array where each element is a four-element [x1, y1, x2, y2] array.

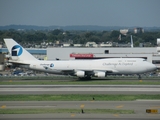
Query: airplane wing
[[8, 60, 30, 65], [66, 69, 119, 77]]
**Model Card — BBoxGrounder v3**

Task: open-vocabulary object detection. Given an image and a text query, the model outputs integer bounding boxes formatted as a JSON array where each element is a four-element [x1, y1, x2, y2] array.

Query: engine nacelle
[[94, 71, 106, 77], [75, 71, 85, 77]]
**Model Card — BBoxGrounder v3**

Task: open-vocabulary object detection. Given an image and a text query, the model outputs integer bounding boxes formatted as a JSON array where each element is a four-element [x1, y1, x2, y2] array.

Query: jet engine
[[94, 71, 106, 77], [75, 71, 85, 77]]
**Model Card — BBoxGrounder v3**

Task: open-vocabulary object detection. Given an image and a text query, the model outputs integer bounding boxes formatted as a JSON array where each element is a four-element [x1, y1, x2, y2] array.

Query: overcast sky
[[0, 0, 160, 27]]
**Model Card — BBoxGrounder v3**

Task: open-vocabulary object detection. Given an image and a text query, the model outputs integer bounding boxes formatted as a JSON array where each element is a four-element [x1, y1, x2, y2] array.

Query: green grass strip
[[1, 80, 160, 85], [0, 94, 160, 101], [0, 108, 134, 114]]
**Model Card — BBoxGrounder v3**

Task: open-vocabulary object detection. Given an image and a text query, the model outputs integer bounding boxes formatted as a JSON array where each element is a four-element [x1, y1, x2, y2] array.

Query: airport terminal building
[[47, 47, 160, 67], [46, 39, 160, 64]]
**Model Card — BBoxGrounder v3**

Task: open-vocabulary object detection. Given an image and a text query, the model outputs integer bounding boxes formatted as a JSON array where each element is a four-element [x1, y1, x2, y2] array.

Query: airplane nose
[[145, 62, 157, 72], [150, 64, 157, 71]]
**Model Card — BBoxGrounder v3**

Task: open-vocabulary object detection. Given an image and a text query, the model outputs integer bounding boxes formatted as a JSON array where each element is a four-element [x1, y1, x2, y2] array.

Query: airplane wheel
[[78, 76, 91, 80], [86, 76, 91, 80]]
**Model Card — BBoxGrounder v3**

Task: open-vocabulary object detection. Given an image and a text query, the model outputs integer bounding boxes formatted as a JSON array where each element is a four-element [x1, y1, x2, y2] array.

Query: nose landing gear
[[138, 74, 141, 80]]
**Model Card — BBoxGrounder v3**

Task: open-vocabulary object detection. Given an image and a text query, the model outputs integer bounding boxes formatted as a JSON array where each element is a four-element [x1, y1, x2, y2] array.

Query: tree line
[[0, 29, 160, 47]]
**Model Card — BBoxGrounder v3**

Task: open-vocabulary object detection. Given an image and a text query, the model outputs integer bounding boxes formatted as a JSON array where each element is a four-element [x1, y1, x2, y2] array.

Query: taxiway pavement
[[0, 101, 160, 120], [0, 84, 160, 119], [0, 85, 160, 95]]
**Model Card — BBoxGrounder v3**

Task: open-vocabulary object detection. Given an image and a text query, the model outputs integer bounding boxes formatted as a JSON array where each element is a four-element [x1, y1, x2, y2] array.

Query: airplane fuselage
[[19, 58, 156, 77]]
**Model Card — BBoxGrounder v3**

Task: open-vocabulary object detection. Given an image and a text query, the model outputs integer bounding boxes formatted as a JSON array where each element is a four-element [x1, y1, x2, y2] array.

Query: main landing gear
[[78, 76, 91, 80]]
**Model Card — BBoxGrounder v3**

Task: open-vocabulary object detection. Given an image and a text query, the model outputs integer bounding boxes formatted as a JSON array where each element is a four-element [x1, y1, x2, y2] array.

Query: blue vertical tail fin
[[4, 38, 37, 61]]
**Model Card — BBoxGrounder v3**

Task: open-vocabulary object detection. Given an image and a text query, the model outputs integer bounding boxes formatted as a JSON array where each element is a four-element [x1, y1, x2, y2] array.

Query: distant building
[[85, 42, 98, 47], [63, 43, 71, 47], [120, 29, 129, 35], [120, 27, 144, 35], [99, 42, 112, 47], [134, 28, 144, 34], [73, 44, 83, 47], [157, 38, 160, 45]]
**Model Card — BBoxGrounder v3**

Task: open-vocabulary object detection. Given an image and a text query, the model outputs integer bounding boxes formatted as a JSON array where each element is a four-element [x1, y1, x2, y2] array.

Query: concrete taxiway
[[0, 85, 160, 95], [0, 84, 160, 119], [0, 101, 160, 120], [0, 101, 160, 112], [1, 114, 160, 120]]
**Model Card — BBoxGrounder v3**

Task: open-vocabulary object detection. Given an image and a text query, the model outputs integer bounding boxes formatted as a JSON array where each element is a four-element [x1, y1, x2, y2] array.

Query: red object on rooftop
[[70, 53, 93, 58]]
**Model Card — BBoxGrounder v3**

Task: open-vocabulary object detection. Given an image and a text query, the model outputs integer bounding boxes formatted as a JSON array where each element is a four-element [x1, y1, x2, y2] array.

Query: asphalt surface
[[0, 101, 160, 111], [0, 85, 160, 95], [0, 83, 160, 119], [1, 114, 160, 120]]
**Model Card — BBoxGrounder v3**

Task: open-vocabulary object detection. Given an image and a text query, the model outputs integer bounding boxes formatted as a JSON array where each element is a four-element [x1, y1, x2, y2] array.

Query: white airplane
[[4, 38, 157, 79]]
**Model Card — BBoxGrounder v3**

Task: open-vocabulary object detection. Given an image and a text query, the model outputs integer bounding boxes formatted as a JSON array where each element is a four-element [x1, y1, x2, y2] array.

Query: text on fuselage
[[103, 62, 133, 66]]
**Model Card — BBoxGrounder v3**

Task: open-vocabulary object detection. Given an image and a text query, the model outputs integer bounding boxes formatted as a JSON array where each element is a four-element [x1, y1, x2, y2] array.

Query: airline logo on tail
[[11, 45, 23, 56]]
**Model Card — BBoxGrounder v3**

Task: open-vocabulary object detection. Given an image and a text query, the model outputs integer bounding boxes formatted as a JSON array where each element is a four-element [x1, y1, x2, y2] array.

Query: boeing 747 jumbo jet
[[4, 38, 156, 79]]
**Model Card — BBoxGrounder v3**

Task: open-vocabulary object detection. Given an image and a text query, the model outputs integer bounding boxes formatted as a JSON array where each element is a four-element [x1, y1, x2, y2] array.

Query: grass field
[[0, 81, 160, 85], [0, 94, 160, 101], [0, 76, 160, 85], [0, 108, 134, 114]]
